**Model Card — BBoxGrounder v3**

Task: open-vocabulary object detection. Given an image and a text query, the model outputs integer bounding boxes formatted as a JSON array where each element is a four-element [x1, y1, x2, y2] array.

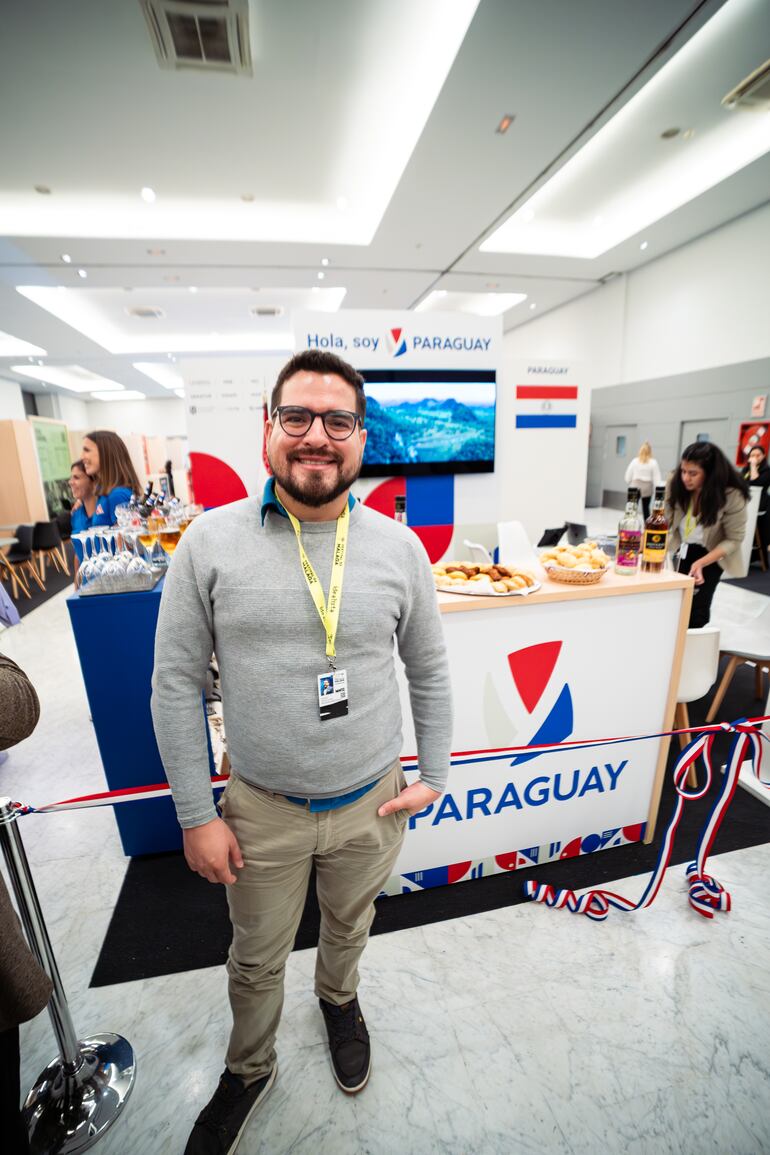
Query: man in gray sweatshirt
[[152, 349, 452, 1155]]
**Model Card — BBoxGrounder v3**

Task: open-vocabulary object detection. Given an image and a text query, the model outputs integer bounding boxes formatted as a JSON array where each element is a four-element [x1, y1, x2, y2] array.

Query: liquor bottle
[[164, 459, 176, 498], [394, 495, 407, 525], [615, 487, 643, 575], [641, 486, 669, 573]]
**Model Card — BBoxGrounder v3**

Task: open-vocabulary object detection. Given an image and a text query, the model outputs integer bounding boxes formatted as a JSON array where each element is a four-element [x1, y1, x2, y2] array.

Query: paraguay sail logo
[[507, 641, 574, 763], [386, 327, 407, 357]]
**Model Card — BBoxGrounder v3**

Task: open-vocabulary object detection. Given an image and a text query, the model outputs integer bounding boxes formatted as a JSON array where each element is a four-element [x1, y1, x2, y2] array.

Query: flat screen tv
[[359, 368, 496, 477]]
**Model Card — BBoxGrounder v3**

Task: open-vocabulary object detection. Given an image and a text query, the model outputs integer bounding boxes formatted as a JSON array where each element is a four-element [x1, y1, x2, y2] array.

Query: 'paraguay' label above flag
[[515, 382, 579, 429]]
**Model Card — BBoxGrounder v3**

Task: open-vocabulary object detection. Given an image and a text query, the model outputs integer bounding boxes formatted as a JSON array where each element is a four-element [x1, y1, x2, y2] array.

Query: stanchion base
[[24, 1033, 136, 1155]]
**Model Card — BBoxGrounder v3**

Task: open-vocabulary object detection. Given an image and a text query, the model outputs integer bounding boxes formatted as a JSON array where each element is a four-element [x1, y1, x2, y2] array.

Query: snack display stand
[[67, 566, 692, 883], [385, 567, 693, 893]]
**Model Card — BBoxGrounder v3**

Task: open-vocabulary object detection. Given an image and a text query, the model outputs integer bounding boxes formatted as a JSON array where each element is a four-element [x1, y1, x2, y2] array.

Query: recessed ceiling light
[[321, 258, 329, 266], [77, 268, 87, 278], [61, 253, 71, 263], [91, 390, 146, 402], [317, 271, 325, 280], [415, 289, 525, 316], [640, 240, 649, 250], [11, 364, 125, 393], [141, 187, 156, 203], [188, 286, 198, 293], [0, 332, 47, 358], [660, 127, 680, 139], [529, 303, 537, 310], [34, 184, 51, 195], [133, 362, 184, 390], [37, 358, 44, 365], [495, 114, 515, 135]]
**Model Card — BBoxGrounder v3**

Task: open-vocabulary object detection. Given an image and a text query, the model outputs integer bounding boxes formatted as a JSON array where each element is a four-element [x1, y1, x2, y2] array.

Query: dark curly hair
[[270, 350, 366, 419], [669, 442, 749, 526]]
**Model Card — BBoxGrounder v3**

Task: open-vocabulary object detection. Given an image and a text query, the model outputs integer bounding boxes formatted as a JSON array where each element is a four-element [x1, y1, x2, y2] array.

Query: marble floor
[[2, 586, 770, 1155]]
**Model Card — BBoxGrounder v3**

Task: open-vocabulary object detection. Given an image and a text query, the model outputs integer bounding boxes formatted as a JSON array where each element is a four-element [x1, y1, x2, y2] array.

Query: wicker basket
[[542, 563, 610, 585]]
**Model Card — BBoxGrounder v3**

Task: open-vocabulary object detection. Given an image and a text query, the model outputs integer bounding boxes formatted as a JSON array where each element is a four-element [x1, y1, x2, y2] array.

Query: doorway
[[679, 419, 730, 457], [602, 424, 637, 508]]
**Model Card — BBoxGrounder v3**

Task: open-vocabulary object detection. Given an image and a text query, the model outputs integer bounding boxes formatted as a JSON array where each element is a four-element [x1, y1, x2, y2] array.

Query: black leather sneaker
[[183, 1065, 276, 1154], [319, 996, 371, 1093]]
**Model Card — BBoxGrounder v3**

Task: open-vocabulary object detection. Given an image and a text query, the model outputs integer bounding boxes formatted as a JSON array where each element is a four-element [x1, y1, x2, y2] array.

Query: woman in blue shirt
[[80, 430, 142, 527], [68, 459, 99, 569]]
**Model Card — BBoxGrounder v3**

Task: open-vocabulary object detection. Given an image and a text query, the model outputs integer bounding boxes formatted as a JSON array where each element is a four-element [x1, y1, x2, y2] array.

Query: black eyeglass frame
[[272, 405, 363, 441]]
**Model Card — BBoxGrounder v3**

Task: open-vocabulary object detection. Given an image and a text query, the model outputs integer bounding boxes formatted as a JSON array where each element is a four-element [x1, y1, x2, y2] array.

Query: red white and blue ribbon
[[524, 719, 767, 921], [9, 717, 769, 926]]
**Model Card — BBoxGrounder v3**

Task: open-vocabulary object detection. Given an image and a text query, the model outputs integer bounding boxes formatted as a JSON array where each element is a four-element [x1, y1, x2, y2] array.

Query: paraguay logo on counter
[[507, 641, 574, 764]]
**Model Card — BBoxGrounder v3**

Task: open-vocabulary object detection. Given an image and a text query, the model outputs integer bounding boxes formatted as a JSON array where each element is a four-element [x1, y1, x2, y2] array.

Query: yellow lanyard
[[684, 501, 698, 540], [285, 503, 349, 667]]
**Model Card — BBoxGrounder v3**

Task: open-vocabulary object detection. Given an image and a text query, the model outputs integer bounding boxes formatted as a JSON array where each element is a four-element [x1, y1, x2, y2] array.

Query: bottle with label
[[615, 487, 643, 575], [394, 495, 407, 525], [641, 486, 669, 573]]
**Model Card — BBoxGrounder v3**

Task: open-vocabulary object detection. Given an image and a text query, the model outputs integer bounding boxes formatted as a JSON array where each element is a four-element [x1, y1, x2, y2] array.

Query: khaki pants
[[220, 761, 408, 1083]]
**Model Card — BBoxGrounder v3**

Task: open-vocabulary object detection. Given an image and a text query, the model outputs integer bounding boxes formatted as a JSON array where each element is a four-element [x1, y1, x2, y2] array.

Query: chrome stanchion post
[[0, 797, 136, 1154]]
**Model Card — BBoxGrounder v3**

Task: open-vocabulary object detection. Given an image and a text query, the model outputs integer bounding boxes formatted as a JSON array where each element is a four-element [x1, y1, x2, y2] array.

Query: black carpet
[[90, 660, 770, 988], [5, 541, 76, 618]]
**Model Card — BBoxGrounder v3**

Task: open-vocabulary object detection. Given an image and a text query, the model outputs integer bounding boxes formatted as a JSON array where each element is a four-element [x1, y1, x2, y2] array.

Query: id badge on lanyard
[[285, 503, 350, 721]]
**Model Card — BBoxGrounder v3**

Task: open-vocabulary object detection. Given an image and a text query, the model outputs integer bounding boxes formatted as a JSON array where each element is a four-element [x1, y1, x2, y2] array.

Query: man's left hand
[[378, 781, 441, 818]]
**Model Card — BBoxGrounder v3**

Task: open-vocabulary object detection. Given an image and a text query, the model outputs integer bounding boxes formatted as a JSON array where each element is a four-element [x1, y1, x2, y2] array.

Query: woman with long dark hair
[[666, 441, 749, 627], [80, 430, 142, 527], [743, 445, 770, 562]]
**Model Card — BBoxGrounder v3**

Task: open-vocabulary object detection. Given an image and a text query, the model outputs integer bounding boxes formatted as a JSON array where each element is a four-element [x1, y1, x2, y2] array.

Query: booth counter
[[386, 568, 693, 892], [68, 568, 692, 883]]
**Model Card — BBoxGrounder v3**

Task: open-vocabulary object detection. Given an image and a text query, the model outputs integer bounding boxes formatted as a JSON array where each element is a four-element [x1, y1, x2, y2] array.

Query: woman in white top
[[625, 442, 662, 520]]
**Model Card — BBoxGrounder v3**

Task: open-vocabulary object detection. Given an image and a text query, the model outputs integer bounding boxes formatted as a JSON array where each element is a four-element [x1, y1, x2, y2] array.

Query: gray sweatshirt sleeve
[[151, 533, 218, 828], [395, 540, 453, 793]]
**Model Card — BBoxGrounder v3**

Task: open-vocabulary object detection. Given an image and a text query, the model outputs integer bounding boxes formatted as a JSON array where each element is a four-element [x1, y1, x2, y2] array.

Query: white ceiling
[[1, 0, 768, 401]]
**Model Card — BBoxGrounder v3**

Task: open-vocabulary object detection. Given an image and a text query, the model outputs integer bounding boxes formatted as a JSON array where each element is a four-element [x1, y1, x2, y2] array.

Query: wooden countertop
[[437, 566, 692, 613]]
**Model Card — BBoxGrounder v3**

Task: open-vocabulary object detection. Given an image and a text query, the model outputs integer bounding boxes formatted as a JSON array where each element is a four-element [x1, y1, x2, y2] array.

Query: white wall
[[0, 376, 25, 420], [83, 397, 186, 438], [503, 201, 770, 389]]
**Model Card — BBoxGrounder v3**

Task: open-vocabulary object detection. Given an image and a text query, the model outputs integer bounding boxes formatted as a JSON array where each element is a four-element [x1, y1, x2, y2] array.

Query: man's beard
[[268, 448, 362, 509]]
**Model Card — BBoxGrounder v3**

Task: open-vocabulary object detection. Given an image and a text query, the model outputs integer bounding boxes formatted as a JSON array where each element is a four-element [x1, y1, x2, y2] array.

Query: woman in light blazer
[[666, 441, 749, 628]]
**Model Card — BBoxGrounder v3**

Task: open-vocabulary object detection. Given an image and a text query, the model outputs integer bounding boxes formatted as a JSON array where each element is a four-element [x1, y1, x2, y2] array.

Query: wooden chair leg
[[9, 566, 31, 598], [679, 703, 699, 787], [56, 545, 70, 575], [24, 560, 45, 591], [705, 655, 742, 723], [36, 551, 47, 581]]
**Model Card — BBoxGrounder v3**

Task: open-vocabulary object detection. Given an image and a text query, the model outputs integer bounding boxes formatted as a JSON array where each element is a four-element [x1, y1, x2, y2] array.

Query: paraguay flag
[[515, 384, 578, 429]]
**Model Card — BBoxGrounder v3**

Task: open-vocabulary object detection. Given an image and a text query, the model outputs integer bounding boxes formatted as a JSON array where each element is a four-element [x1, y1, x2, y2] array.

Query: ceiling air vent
[[250, 305, 284, 317], [722, 57, 770, 111], [126, 306, 166, 319], [141, 0, 252, 75]]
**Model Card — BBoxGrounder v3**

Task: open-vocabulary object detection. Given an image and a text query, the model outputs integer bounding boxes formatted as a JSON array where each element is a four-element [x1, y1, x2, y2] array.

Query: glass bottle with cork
[[615, 487, 643, 575], [641, 486, 669, 572]]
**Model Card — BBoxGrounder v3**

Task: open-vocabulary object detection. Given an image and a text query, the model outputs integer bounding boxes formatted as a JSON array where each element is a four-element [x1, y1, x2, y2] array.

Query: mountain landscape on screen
[[363, 393, 495, 467]]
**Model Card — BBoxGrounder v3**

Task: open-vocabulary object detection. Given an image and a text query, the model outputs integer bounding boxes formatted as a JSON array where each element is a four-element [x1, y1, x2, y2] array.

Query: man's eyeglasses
[[273, 406, 362, 441]]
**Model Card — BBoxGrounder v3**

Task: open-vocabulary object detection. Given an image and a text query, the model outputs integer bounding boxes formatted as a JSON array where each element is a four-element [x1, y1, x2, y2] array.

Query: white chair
[[497, 521, 538, 569], [674, 626, 721, 787]]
